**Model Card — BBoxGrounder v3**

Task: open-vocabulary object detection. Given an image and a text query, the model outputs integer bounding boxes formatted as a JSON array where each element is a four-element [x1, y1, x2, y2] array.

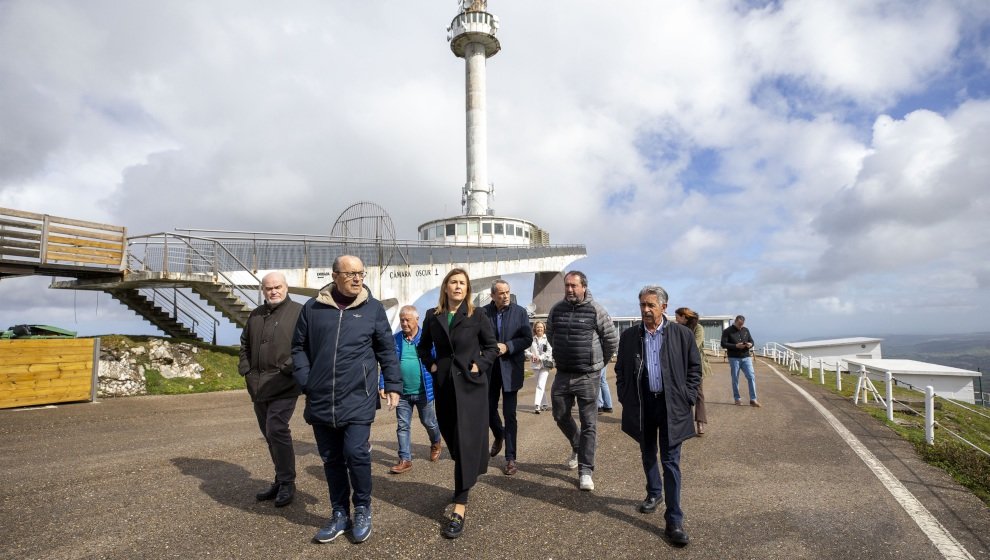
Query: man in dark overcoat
[[483, 280, 533, 475], [615, 285, 701, 547], [239, 271, 303, 507]]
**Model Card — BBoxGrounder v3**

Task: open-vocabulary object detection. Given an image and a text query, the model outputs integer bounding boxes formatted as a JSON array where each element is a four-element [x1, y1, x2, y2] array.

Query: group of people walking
[[237, 256, 760, 547]]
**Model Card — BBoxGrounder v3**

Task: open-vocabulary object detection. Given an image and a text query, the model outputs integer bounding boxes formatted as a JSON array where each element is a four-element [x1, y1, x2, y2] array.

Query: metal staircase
[[109, 288, 202, 341], [190, 282, 253, 328]]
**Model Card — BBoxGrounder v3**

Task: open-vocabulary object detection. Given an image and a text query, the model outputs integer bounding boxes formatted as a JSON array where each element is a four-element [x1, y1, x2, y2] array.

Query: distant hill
[[880, 332, 990, 374], [878, 333, 990, 399]]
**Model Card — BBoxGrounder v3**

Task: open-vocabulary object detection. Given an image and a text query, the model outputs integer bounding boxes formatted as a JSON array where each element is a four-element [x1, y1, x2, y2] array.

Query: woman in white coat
[[525, 321, 554, 414]]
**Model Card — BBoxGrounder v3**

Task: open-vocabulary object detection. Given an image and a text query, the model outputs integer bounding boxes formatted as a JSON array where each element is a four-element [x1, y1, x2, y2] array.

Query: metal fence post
[[925, 386, 935, 445], [819, 360, 825, 385], [885, 371, 894, 421], [835, 361, 842, 392]]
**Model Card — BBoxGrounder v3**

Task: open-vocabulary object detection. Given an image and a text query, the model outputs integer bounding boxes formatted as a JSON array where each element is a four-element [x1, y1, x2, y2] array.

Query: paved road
[[2, 358, 988, 559]]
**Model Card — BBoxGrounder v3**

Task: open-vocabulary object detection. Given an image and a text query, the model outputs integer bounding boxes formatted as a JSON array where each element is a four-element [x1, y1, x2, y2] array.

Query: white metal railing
[[763, 341, 988, 452]]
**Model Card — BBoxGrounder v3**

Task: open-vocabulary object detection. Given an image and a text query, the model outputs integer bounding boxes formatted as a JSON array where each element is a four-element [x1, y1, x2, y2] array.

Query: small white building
[[783, 337, 883, 371], [845, 358, 982, 404]]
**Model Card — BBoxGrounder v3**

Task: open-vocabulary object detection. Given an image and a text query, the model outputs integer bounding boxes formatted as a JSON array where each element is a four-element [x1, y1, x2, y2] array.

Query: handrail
[[128, 232, 262, 306], [142, 287, 220, 345]]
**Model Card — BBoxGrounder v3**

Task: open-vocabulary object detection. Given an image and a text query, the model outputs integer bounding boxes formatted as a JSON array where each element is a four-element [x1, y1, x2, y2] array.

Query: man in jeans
[[546, 271, 618, 491], [381, 305, 442, 474], [721, 315, 760, 407]]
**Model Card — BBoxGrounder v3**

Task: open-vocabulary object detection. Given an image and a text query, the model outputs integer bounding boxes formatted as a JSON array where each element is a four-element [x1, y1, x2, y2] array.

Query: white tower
[[418, 1, 550, 248], [448, 0, 500, 216]]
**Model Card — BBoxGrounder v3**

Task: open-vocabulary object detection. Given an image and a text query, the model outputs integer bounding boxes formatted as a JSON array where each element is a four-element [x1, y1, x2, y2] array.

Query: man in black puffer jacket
[[546, 270, 618, 492], [239, 271, 303, 508], [292, 255, 401, 545]]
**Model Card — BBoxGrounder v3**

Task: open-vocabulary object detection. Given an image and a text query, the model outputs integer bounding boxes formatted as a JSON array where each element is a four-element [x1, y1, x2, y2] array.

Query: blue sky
[[2, 1, 989, 345]]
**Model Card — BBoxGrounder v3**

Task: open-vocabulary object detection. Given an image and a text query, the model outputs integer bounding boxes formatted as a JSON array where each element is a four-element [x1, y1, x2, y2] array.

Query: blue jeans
[[396, 393, 441, 461], [729, 356, 757, 401], [312, 423, 372, 515], [597, 368, 613, 409], [640, 391, 683, 527]]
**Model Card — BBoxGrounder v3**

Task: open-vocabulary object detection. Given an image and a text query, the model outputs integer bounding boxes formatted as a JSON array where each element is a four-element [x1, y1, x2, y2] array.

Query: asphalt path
[[2, 358, 988, 559]]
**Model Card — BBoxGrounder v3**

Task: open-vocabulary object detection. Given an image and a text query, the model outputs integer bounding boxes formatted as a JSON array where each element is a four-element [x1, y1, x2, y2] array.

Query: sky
[[2, 0, 989, 345]]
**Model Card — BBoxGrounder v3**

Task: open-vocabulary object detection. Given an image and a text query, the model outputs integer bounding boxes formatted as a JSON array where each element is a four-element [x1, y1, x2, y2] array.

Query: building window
[[456, 222, 467, 235], [435, 225, 443, 237], [468, 221, 479, 235], [445, 224, 455, 236], [516, 226, 524, 237], [494, 223, 504, 235], [506, 224, 515, 236], [524, 230, 530, 238], [482, 222, 492, 234], [422, 229, 429, 240]]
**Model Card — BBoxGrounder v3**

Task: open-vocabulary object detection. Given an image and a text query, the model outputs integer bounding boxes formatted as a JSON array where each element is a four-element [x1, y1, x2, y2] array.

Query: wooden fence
[[0, 338, 99, 409], [0, 207, 126, 269]]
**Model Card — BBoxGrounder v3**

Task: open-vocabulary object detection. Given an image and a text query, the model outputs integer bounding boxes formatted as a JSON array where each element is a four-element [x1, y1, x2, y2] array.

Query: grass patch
[[780, 361, 990, 506]]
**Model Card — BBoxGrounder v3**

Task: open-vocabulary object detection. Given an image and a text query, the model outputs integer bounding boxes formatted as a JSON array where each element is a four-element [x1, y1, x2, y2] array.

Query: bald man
[[239, 271, 304, 507]]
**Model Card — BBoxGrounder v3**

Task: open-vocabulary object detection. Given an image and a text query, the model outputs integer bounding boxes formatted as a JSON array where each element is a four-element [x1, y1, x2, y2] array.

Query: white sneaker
[[567, 452, 578, 470], [579, 474, 594, 491]]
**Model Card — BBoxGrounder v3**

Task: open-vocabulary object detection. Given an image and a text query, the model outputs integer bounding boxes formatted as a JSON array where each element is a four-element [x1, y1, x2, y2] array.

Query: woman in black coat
[[417, 267, 499, 539]]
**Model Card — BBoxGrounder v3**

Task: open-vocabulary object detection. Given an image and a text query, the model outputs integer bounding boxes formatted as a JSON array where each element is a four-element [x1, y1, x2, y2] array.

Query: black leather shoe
[[639, 495, 660, 514], [442, 513, 465, 539], [665, 524, 690, 546], [274, 482, 295, 507], [489, 437, 503, 457], [256, 482, 279, 501]]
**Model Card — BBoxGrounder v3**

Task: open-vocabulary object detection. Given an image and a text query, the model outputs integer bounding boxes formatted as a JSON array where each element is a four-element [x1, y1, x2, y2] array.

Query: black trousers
[[488, 370, 519, 461], [253, 396, 297, 484]]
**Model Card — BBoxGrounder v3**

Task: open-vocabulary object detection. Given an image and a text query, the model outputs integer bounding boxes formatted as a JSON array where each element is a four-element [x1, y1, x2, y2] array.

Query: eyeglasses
[[334, 271, 367, 279]]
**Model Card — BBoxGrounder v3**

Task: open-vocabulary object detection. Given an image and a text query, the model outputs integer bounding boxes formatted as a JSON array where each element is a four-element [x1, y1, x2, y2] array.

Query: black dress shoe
[[639, 495, 660, 514], [274, 482, 295, 507], [489, 437, 503, 457], [442, 513, 465, 539], [665, 524, 690, 546], [256, 482, 280, 501]]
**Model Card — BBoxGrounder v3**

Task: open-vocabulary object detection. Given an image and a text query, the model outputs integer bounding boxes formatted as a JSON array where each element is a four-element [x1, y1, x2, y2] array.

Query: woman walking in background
[[526, 321, 553, 414], [675, 308, 712, 434], [417, 268, 499, 539]]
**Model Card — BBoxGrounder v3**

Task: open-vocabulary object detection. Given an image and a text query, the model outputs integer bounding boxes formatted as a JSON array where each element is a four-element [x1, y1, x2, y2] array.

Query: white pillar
[[464, 42, 489, 215], [925, 386, 935, 445], [885, 371, 894, 421]]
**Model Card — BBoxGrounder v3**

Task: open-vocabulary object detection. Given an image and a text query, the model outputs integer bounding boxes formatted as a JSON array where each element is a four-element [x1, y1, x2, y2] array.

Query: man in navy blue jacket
[[483, 280, 533, 475], [292, 255, 401, 545]]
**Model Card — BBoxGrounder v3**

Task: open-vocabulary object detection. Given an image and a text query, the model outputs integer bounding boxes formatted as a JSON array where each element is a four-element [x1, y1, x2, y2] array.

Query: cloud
[[1, 1, 988, 343]]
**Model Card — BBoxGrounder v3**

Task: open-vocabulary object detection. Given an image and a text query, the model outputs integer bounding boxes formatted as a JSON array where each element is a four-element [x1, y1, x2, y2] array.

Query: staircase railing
[[139, 287, 220, 345], [127, 233, 262, 307]]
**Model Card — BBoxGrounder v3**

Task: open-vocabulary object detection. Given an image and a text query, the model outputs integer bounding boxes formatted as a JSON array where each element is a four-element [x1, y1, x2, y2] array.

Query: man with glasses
[[292, 255, 401, 545], [721, 315, 760, 407], [239, 271, 303, 507]]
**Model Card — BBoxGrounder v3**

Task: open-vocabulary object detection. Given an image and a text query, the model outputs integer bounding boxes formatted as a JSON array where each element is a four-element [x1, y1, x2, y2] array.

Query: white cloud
[[1, 0, 988, 342]]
